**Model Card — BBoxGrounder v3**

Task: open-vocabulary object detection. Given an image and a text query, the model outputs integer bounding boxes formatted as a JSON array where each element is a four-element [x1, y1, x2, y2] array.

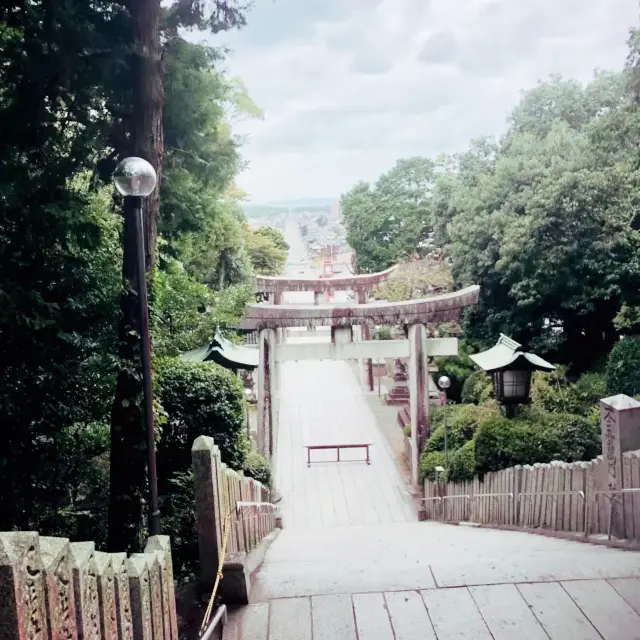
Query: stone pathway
[[273, 353, 415, 529], [226, 522, 640, 639], [229, 222, 640, 638]]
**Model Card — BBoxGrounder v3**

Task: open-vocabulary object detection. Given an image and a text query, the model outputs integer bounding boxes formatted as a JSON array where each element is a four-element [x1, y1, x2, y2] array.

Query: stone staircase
[[220, 521, 640, 639]]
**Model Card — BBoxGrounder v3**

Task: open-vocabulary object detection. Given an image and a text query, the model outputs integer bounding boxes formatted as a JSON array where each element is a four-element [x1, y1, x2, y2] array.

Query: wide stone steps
[[223, 579, 640, 640]]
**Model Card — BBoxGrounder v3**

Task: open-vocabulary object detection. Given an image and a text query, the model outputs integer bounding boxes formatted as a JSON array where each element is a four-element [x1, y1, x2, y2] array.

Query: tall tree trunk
[[107, 0, 164, 554]]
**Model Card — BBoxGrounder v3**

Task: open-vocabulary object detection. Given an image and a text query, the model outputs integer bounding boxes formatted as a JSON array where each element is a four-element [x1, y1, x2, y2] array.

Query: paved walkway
[[227, 218, 640, 638], [227, 522, 640, 639], [273, 344, 415, 529]]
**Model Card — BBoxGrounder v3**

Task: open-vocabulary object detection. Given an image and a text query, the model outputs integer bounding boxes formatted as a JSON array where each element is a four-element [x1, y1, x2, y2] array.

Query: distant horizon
[[245, 197, 337, 208]]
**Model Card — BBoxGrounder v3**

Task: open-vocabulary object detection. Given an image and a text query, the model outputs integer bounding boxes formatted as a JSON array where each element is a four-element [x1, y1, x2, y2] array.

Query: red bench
[[305, 443, 371, 467]]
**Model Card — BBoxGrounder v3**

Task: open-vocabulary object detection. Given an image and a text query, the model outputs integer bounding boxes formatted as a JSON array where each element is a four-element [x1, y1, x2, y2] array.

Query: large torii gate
[[240, 285, 480, 485], [254, 265, 396, 305], [255, 266, 397, 391]]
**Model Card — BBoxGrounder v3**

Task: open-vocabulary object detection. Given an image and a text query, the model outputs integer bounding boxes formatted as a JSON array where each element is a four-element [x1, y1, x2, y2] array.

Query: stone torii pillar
[[257, 328, 276, 457], [408, 324, 428, 485], [356, 288, 374, 392]]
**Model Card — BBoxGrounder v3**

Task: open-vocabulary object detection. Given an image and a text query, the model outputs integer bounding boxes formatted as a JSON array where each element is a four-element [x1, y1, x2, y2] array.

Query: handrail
[[199, 605, 227, 640], [235, 501, 277, 513], [519, 491, 585, 499], [442, 494, 471, 500], [473, 492, 514, 499]]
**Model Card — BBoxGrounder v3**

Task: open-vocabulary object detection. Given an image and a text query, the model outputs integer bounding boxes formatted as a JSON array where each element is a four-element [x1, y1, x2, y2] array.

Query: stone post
[[40, 536, 78, 639], [131, 553, 163, 640], [192, 436, 223, 587], [0, 532, 47, 639], [127, 556, 153, 640], [111, 552, 134, 639], [69, 541, 101, 639], [94, 550, 117, 639], [408, 324, 429, 486], [599, 394, 640, 538], [258, 327, 277, 457], [145, 535, 178, 640]]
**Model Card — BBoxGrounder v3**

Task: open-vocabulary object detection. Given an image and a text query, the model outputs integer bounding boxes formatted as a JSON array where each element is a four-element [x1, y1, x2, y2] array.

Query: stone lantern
[[470, 334, 555, 407]]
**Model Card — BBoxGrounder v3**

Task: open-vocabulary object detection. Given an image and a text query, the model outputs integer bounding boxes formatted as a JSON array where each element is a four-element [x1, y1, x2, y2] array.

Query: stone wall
[[0, 532, 178, 639], [191, 436, 276, 593], [423, 450, 640, 539]]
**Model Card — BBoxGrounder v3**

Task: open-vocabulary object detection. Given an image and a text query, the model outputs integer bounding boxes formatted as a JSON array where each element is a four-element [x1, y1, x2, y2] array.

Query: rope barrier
[[199, 510, 233, 637]]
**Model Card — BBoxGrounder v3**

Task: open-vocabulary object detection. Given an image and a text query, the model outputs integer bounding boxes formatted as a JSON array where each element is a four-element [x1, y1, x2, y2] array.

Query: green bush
[[461, 371, 493, 404], [156, 358, 247, 494], [539, 413, 601, 463], [425, 403, 498, 453], [402, 424, 411, 438], [606, 337, 640, 397], [419, 450, 446, 482], [243, 451, 272, 487], [475, 416, 554, 476], [434, 355, 476, 403], [372, 326, 393, 340], [532, 368, 607, 417], [446, 440, 476, 482], [475, 411, 601, 477], [160, 471, 198, 582]]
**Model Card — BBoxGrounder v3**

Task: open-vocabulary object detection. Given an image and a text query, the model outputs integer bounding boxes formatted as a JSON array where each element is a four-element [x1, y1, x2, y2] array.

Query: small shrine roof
[[469, 334, 555, 373], [181, 332, 259, 370]]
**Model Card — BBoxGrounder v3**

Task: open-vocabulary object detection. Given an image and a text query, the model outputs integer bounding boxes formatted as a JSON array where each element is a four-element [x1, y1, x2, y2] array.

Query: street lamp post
[[113, 157, 161, 536], [438, 375, 451, 466]]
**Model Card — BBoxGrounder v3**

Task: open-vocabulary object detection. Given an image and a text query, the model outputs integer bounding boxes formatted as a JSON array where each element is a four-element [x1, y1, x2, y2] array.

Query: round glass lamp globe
[[438, 375, 451, 390], [113, 157, 157, 197]]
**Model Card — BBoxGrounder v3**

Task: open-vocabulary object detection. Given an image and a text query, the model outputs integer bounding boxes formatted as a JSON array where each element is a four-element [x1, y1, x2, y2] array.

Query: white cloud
[[203, 0, 638, 202]]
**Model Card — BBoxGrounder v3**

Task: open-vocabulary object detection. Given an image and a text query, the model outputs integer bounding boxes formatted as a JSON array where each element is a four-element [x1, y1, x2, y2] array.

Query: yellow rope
[[199, 509, 233, 637]]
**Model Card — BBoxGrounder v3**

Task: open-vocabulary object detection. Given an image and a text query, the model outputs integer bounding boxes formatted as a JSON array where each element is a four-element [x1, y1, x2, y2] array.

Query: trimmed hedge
[[419, 450, 446, 482], [425, 402, 498, 453], [244, 450, 272, 487], [606, 337, 640, 397], [446, 440, 476, 482], [531, 368, 607, 417], [434, 356, 476, 403], [461, 371, 493, 404], [155, 358, 247, 493], [474, 412, 601, 477]]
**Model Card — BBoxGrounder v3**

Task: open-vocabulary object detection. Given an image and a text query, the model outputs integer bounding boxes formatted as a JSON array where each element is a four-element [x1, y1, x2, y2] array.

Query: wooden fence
[[423, 450, 640, 540], [192, 436, 277, 588], [0, 532, 178, 640]]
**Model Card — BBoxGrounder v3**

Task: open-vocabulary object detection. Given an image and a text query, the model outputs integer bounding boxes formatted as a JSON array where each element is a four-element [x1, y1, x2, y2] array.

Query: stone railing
[[0, 532, 178, 639], [423, 450, 640, 540], [191, 436, 277, 603]]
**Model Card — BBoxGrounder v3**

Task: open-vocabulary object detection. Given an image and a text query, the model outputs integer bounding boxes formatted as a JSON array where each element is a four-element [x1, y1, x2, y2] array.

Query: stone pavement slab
[[516, 582, 602, 639], [311, 594, 357, 640], [274, 357, 415, 529], [228, 578, 640, 640], [384, 590, 436, 640], [469, 584, 548, 639]]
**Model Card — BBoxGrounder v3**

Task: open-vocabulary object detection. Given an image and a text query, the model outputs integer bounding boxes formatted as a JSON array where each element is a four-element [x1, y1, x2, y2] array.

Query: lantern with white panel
[[470, 334, 555, 408]]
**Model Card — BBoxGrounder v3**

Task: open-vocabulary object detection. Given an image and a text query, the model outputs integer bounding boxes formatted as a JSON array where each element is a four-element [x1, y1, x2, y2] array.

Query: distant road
[[281, 217, 349, 305]]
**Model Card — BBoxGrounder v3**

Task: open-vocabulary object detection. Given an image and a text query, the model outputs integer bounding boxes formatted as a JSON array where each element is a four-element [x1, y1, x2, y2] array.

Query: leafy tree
[[341, 158, 435, 272], [246, 226, 289, 275], [606, 337, 640, 397], [155, 358, 248, 493], [108, 1, 253, 552]]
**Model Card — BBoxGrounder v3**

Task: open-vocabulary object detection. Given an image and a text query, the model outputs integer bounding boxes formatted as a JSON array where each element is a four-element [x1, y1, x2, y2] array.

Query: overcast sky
[[199, 0, 638, 203]]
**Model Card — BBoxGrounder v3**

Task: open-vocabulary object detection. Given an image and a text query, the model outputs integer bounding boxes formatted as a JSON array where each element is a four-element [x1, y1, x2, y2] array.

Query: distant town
[[246, 199, 354, 275]]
